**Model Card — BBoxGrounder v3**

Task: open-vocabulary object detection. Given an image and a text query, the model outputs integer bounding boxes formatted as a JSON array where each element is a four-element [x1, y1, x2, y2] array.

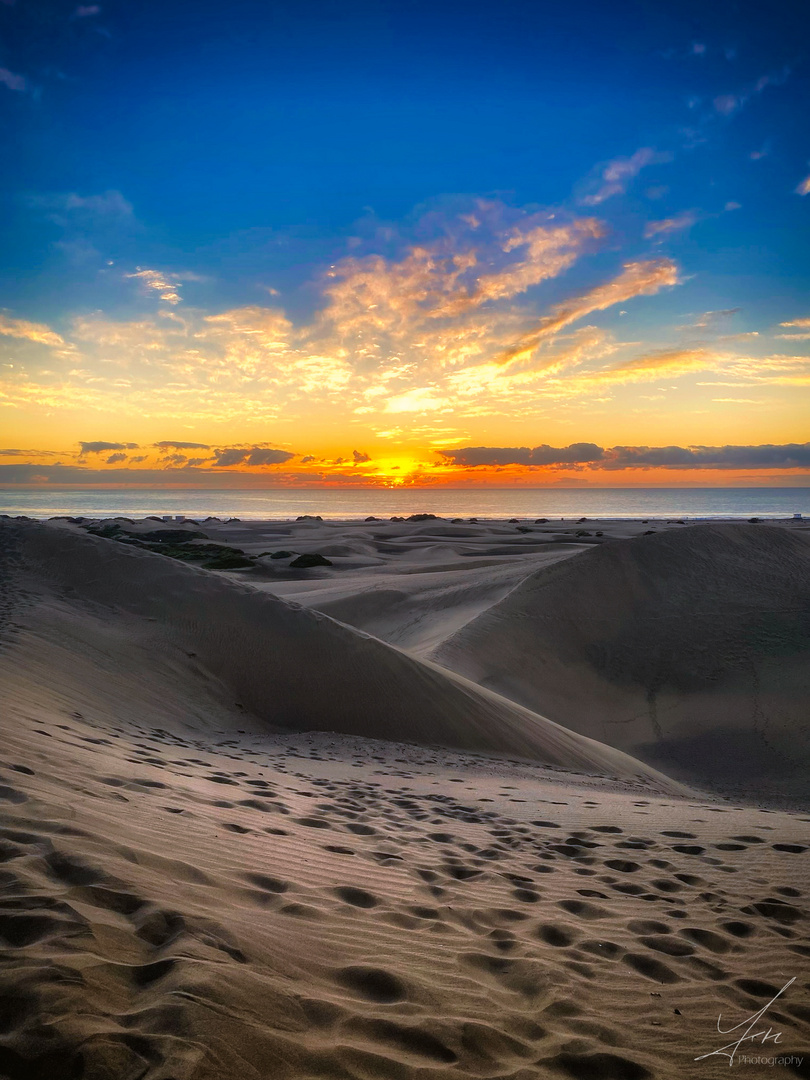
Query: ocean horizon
[[1, 486, 808, 521]]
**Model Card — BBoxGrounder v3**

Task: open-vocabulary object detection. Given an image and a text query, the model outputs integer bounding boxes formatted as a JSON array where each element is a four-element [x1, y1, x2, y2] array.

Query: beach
[[0, 514, 808, 1078]]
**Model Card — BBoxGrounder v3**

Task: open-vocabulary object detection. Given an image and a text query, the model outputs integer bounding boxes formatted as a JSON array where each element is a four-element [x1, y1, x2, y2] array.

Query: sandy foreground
[[0, 514, 808, 1079]]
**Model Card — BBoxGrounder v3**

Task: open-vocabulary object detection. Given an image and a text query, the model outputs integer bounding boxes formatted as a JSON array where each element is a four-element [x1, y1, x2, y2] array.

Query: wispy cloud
[[776, 317, 810, 341], [126, 269, 184, 304], [679, 308, 740, 332], [0, 68, 26, 92], [0, 315, 68, 349], [796, 175, 810, 196], [125, 267, 208, 304], [494, 259, 679, 366], [643, 211, 697, 241], [27, 190, 135, 265], [712, 67, 790, 119], [154, 440, 212, 450], [592, 348, 717, 383], [31, 189, 134, 226], [580, 148, 673, 206]]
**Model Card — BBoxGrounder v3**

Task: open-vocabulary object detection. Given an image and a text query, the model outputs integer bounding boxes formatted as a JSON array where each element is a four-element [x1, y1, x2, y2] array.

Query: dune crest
[[433, 523, 810, 796], [0, 519, 679, 791]]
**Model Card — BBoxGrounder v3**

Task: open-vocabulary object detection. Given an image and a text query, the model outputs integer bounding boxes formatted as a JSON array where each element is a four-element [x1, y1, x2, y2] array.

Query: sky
[[1, 0, 809, 489]]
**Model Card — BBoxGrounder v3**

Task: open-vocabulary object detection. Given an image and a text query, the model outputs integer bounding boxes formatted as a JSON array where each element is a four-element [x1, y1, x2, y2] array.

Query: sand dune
[[265, 547, 579, 655], [433, 523, 810, 797], [1, 517, 809, 1079], [0, 519, 676, 786]]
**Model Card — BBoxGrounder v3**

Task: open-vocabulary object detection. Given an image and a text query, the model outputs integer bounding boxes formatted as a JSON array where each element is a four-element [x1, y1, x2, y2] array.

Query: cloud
[[64, 191, 132, 218], [318, 206, 604, 359], [126, 269, 184, 305], [79, 441, 139, 454], [441, 443, 604, 467], [352, 450, 371, 463], [495, 259, 679, 366], [580, 149, 672, 206], [643, 212, 696, 240], [31, 190, 134, 229], [0, 463, 377, 488], [680, 308, 740, 331], [700, 353, 810, 388], [0, 448, 58, 457], [154, 440, 211, 450], [105, 452, 127, 464], [597, 348, 716, 383], [775, 320, 810, 341], [713, 94, 740, 115], [796, 175, 810, 196], [245, 448, 296, 466], [712, 68, 791, 121], [384, 388, 450, 413], [26, 190, 135, 267], [440, 442, 810, 470], [73, 5, 101, 16], [0, 315, 67, 349], [0, 67, 26, 92], [0, 197, 730, 434], [211, 447, 296, 467], [212, 449, 251, 467], [601, 443, 810, 470]]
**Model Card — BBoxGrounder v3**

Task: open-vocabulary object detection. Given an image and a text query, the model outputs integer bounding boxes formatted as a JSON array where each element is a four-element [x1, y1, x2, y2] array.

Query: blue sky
[[1, 0, 809, 487]]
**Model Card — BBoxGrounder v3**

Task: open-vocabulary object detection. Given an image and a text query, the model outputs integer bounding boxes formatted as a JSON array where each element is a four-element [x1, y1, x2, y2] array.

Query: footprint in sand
[[333, 886, 378, 908], [336, 966, 407, 1003]]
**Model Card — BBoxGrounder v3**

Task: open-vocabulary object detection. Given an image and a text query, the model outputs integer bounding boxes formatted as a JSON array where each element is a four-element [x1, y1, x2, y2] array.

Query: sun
[[373, 456, 423, 486]]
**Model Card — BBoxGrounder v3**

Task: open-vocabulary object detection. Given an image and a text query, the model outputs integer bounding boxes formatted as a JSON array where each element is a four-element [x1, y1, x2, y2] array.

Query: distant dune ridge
[[433, 523, 810, 794], [0, 518, 678, 789]]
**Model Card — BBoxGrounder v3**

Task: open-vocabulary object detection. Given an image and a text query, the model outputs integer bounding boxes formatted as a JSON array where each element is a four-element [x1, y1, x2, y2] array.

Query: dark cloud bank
[[440, 443, 810, 470]]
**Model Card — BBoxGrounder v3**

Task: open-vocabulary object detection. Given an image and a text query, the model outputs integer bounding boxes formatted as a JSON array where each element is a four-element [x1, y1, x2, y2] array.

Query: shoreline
[[2, 484, 809, 523], [3, 511, 808, 524]]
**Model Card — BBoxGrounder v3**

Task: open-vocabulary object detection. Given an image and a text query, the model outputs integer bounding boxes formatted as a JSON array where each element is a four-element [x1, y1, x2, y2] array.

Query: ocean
[[0, 487, 808, 521]]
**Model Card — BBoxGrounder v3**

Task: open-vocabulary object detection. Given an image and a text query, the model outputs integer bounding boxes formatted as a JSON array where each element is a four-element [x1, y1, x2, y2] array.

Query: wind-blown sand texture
[[0, 514, 808, 1079]]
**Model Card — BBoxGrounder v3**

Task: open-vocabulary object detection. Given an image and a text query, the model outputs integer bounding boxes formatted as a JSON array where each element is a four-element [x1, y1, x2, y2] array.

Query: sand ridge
[[1, 518, 680, 787], [431, 523, 810, 798]]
